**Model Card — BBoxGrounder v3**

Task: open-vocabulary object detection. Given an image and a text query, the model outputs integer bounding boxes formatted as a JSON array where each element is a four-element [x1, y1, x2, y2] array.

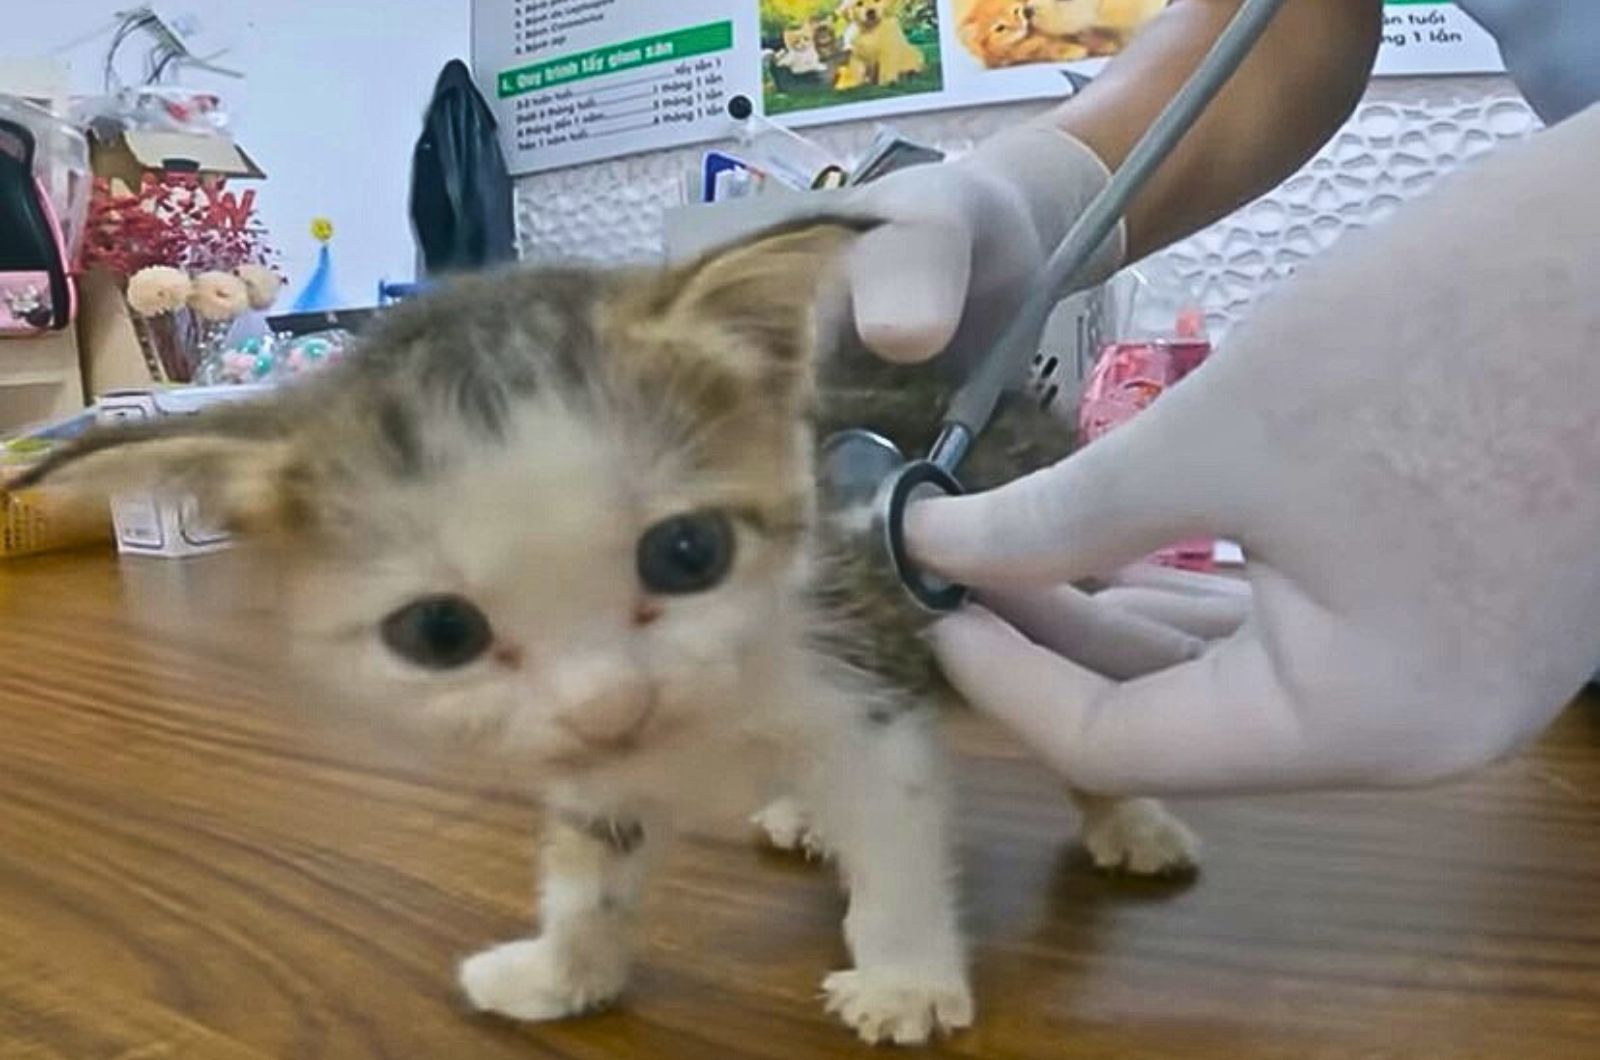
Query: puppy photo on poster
[[761, 0, 945, 116]]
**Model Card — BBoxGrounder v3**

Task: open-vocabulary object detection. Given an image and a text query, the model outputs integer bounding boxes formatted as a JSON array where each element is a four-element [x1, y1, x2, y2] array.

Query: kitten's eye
[[636, 511, 735, 595], [380, 594, 493, 669]]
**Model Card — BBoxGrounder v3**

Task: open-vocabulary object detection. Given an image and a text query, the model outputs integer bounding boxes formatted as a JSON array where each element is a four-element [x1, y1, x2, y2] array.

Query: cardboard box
[[0, 328, 86, 434], [77, 268, 157, 399], [91, 130, 265, 189], [95, 384, 272, 557]]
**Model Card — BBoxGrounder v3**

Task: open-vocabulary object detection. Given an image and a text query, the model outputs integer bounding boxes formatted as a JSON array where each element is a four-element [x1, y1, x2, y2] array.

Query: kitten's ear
[[657, 217, 876, 375], [9, 403, 303, 534]]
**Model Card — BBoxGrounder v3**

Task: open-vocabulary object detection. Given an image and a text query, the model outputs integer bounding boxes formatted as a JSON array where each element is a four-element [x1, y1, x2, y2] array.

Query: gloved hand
[[906, 102, 1600, 797], [845, 120, 1124, 368]]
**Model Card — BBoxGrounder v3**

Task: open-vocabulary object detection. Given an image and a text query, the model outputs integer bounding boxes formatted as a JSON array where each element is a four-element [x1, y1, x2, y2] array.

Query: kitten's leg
[[751, 796, 828, 859], [1070, 792, 1201, 876], [459, 814, 650, 1021], [811, 709, 972, 1045]]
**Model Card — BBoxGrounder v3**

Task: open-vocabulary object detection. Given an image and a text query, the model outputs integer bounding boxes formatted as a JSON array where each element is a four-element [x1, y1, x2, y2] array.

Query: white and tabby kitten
[[21, 220, 1196, 1044]]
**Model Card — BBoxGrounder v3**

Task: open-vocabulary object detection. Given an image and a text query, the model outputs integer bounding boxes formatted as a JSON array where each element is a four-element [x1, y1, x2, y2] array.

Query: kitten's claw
[[752, 798, 829, 859], [459, 937, 626, 1022], [1080, 798, 1201, 876], [821, 968, 973, 1045]]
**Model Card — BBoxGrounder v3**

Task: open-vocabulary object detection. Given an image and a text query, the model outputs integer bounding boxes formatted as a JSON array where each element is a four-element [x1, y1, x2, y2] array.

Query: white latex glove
[[971, 567, 1250, 681], [846, 120, 1124, 368], [908, 102, 1600, 797]]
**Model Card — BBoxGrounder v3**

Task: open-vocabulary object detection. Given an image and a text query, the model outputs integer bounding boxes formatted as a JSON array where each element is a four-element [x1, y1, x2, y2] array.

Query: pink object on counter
[[1078, 337, 1216, 572]]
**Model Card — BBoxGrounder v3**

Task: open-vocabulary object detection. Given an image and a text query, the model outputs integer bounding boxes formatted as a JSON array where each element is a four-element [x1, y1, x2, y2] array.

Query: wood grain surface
[[2, 550, 1598, 1059]]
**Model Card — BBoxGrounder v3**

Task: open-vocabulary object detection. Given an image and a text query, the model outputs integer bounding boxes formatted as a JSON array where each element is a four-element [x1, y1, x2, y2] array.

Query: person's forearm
[[1052, 0, 1382, 260]]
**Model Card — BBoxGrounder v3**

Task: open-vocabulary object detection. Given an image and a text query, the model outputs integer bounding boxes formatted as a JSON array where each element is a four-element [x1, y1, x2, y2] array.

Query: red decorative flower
[[81, 173, 279, 280]]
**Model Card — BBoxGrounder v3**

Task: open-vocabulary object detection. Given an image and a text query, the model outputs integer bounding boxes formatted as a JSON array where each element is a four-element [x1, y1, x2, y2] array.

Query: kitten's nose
[[549, 660, 654, 747]]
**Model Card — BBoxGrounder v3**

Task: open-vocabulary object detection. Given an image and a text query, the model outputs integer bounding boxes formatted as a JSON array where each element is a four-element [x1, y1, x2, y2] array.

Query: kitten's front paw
[[821, 968, 973, 1045], [752, 797, 828, 859], [459, 937, 626, 1022], [1081, 798, 1201, 876]]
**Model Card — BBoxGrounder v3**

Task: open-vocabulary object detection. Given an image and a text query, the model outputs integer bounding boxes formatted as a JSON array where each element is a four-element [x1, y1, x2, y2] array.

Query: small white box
[[95, 384, 274, 558]]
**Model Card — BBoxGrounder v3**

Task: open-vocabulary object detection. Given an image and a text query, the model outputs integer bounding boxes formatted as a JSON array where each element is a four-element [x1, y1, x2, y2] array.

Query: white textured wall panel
[[515, 101, 1053, 266], [1161, 75, 1539, 339], [516, 75, 1539, 338]]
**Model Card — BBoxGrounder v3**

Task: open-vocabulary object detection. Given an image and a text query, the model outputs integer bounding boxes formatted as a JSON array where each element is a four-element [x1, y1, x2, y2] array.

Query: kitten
[[776, 23, 828, 76], [19, 220, 1197, 1044], [959, 0, 1089, 67]]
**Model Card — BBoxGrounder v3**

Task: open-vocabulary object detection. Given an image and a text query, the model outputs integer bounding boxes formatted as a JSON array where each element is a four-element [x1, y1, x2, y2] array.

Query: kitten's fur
[[21, 221, 1196, 1044]]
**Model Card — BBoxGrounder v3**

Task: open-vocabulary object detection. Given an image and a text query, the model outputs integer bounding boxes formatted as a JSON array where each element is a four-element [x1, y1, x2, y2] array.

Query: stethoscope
[[819, 0, 1291, 611]]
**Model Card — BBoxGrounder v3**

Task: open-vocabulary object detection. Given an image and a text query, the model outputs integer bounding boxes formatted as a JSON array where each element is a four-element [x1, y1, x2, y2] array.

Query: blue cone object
[[290, 218, 345, 311]]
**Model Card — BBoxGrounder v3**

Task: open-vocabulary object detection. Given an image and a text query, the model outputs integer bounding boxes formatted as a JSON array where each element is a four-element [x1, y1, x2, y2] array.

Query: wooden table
[[2, 551, 1597, 1059]]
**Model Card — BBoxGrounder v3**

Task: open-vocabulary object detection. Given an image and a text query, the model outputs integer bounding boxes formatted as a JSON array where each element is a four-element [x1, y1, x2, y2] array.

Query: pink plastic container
[[1078, 334, 1215, 571]]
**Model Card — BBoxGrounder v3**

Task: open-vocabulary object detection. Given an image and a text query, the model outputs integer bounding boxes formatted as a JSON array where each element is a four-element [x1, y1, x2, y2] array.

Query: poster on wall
[[473, 1, 1504, 177], [471, 2, 755, 177], [1373, 1, 1504, 77]]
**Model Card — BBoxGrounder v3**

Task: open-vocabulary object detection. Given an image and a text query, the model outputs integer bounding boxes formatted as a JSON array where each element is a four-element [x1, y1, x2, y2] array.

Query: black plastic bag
[[410, 60, 516, 276]]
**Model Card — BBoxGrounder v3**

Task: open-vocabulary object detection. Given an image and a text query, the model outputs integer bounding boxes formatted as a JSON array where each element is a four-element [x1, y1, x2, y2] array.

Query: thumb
[[906, 410, 1217, 589], [930, 606, 1312, 796], [848, 220, 972, 364]]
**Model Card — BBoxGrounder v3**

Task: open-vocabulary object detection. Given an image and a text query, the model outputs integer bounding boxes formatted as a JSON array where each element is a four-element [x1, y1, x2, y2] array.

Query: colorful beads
[[195, 329, 354, 386]]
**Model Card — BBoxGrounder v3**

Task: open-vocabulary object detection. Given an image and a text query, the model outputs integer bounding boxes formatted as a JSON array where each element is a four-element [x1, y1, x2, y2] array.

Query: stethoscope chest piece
[[878, 459, 968, 613]]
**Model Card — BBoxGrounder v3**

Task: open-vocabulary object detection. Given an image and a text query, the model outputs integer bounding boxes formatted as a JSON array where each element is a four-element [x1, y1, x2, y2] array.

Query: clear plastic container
[[0, 94, 91, 268], [725, 94, 840, 190], [1081, 259, 1220, 571], [1103, 255, 1210, 378]]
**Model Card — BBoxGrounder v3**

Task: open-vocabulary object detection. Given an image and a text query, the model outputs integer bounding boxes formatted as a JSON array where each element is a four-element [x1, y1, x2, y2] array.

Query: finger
[[1093, 586, 1250, 640], [904, 400, 1225, 589], [848, 221, 971, 364], [1111, 562, 1252, 600], [977, 584, 1205, 681], [930, 607, 1312, 796]]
